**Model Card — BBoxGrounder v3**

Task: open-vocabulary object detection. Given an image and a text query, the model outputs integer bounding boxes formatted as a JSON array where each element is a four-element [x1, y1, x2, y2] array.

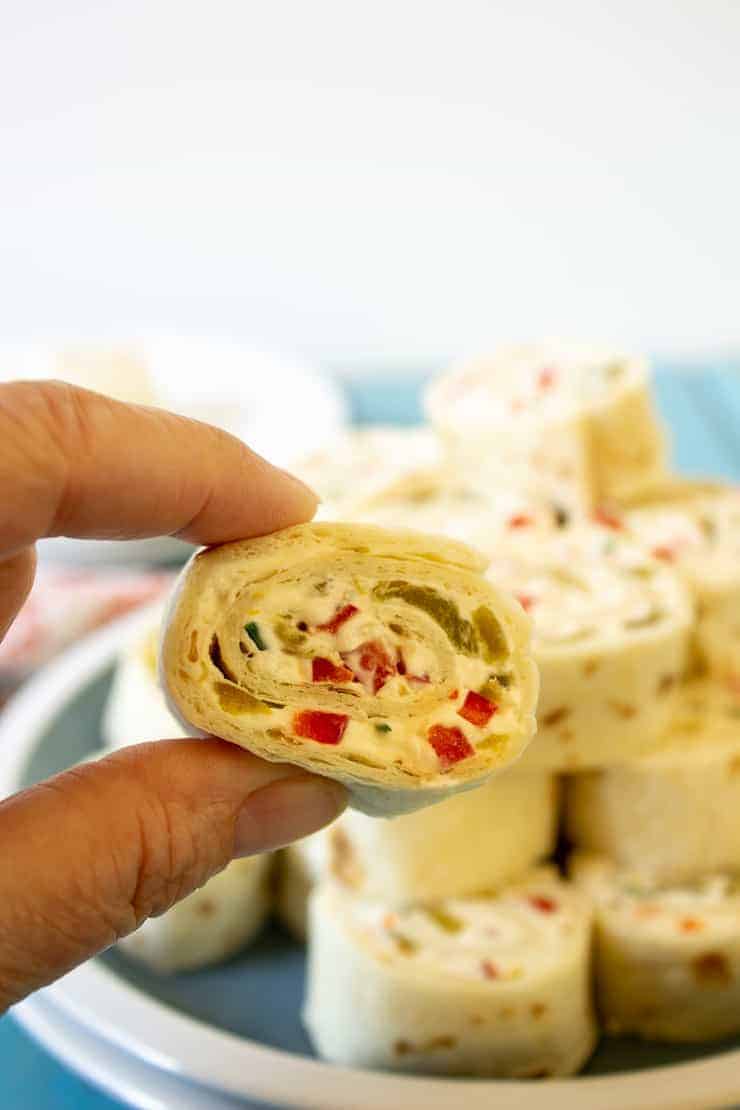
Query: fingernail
[[233, 775, 347, 857]]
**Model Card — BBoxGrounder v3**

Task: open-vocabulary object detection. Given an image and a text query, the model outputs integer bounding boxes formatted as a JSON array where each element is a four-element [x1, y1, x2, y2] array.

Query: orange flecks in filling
[[679, 917, 705, 934]]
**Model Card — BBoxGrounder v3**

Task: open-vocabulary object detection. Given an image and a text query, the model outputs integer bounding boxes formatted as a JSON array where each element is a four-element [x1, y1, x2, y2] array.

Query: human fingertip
[[276, 465, 320, 507]]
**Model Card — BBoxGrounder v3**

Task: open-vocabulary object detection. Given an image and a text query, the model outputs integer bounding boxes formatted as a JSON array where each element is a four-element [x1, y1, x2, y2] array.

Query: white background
[[1, 1, 739, 370]]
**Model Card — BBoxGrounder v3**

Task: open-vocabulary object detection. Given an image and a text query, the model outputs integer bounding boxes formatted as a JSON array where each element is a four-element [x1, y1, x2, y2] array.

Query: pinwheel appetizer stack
[[559, 489, 740, 1043], [101, 338, 740, 1077], [158, 520, 598, 1076], [565, 678, 740, 1041]]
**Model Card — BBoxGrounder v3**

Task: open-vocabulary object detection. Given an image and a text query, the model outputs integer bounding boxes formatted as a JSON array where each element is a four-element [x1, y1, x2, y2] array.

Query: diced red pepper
[[317, 604, 359, 634], [507, 513, 534, 529], [652, 545, 676, 563], [311, 657, 354, 683], [427, 725, 475, 769], [537, 366, 557, 390], [342, 640, 397, 694], [593, 507, 623, 531], [528, 894, 558, 914], [516, 593, 535, 612], [458, 690, 498, 727], [481, 959, 499, 980], [293, 710, 348, 745], [448, 689, 459, 701]]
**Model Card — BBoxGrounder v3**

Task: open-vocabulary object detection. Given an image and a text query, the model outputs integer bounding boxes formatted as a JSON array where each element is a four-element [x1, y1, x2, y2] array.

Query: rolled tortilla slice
[[488, 523, 693, 770], [275, 774, 558, 936], [623, 480, 740, 677], [323, 772, 559, 907], [102, 618, 187, 751], [117, 854, 273, 974], [353, 467, 576, 553], [303, 869, 596, 1077], [276, 831, 331, 941], [566, 679, 740, 882], [293, 427, 440, 519], [424, 341, 668, 510], [161, 523, 539, 817], [571, 854, 740, 1041]]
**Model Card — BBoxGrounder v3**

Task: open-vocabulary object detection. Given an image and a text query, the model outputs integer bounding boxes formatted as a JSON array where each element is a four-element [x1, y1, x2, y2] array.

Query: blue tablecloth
[[2, 363, 739, 1108]]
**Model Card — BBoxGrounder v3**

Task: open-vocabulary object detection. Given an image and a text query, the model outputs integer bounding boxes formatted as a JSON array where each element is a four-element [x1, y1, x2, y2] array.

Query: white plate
[[13, 996, 248, 1110], [2, 614, 740, 1109]]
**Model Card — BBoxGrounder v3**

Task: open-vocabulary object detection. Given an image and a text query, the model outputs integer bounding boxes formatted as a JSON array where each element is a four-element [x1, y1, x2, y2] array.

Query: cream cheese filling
[[488, 529, 681, 650], [212, 570, 521, 776], [436, 345, 639, 431], [349, 884, 577, 982], [626, 492, 740, 586]]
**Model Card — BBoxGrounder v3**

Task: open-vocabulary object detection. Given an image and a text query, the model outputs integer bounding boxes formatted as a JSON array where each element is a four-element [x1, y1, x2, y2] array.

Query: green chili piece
[[373, 580, 478, 655], [374, 723, 392, 734], [244, 621, 267, 651], [549, 567, 587, 591], [273, 618, 308, 650], [425, 906, 463, 933], [392, 933, 418, 955], [626, 564, 655, 579], [699, 515, 717, 541], [472, 606, 507, 662], [214, 682, 270, 715], [478, 679, 501, 701]]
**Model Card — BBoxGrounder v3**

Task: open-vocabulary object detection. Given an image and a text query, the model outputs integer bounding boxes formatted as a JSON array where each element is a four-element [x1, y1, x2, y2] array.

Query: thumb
[[0, 738, 345, 1011]]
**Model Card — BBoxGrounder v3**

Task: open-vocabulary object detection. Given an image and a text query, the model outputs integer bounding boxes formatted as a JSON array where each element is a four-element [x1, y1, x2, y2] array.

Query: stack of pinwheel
[[103, 342, 740, 1078]]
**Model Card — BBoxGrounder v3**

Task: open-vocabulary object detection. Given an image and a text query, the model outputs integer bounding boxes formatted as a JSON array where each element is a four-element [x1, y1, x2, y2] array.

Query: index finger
[[0, 381, 318, 555]]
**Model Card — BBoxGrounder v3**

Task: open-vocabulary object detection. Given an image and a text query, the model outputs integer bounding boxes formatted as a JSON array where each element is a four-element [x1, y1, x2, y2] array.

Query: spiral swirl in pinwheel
[[161, 523, 539, 816]]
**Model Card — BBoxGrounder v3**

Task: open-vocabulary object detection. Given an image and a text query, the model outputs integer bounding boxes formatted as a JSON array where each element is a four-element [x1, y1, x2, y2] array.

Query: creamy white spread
[[430, 343, 640, 432], [350, 880, 579, 982], [220, 570, 521, 776], [575, 856, 740, 943], [357, 477, 572, 554], [487, 525, 683, 651], [626, 489, 740, 588]]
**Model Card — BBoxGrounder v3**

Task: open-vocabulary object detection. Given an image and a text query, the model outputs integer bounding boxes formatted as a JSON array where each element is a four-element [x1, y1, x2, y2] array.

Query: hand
[[0, 380, 346, 1012]]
